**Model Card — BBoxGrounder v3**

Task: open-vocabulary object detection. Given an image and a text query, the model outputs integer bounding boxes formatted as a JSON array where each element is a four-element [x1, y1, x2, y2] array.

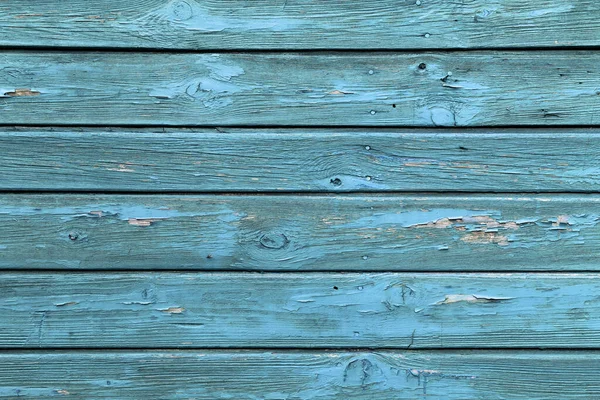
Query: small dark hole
[[392, 104, 396, 108], [68, 233, 78, 241], [418, 63, 427, 70], [330, 178, 342, 186], [333, 286, 338, 290], [206, 254, 213, 259], [459, 146, 468, 151]]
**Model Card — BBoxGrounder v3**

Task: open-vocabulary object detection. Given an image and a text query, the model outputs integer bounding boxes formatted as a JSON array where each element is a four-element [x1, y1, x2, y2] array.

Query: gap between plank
[[2, 45, 600, 54]]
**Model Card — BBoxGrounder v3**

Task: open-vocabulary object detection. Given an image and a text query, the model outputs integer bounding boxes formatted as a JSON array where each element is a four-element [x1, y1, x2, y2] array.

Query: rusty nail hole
[[330, 178, 342, 186], [418, 63, 427, 70]]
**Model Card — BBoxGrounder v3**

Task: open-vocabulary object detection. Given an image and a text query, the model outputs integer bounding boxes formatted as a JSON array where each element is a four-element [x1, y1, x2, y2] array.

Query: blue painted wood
[[0, 351, 599, 398], [1, 272, 600, 348], [1, 0, 597, 393], [2, 128, 600, 192], [0, 194, 599, 271], [1, 0, 598, 50], [1, 51, 598, 126]]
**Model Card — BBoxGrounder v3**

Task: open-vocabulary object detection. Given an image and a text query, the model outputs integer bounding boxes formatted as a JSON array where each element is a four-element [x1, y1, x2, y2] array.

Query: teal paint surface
[[2, 128, 600, 192], [1, 351, 600, 398], [1, 0, 599, 50], [0, 194, 599, 271], [1, 1, 598, 398], [1, 272, 600, 348], [1, 51, 599, 126]]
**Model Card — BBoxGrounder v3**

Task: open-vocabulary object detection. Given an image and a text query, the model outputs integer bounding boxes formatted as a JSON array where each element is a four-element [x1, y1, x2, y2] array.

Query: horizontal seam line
[[1, 46, 600, 53], [1, 124, 599, 129], [4, 125, 600, 131], [0, 190, 598, 195], [0, 270, 597, 274], [0, 347, 598, 352]]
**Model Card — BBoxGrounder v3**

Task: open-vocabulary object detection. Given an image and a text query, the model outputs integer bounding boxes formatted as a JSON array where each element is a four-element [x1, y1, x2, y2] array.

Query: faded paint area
[[0, 51, 598, 125], [150, 56, 245, 109], [137, 0, 307, 33], [4, 273, 600, 349]]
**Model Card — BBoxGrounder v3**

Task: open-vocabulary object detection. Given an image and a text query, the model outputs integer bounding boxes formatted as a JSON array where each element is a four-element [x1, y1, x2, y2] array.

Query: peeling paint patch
[[328, 90, 355, 95], [3, 88, 40, 97], [434, 294, 514, 306], [461, 231, 510, 246], [159, 307, 185, 314], [128, 218, 164, 227], [54, 301, 78, 307]]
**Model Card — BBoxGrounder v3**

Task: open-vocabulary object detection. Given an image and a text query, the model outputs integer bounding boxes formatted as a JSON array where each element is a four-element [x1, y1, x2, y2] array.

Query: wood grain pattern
[[1, 51, 599, 126], [3, 272, 600, 348], [1, 1, 599, 50], [1, 351, 599, 398], [1, 194, 600, 271], [4, 128, 600, 192]]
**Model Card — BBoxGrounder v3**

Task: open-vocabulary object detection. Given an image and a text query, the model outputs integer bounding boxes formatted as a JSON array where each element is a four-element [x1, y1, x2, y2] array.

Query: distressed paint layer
[[1, 52, 599, 126], [0, 194, 599, 270], [3, 128, 600, 192], [1, 272, 600, 348], [1, 0, 599, 50], [1, 351, 599, 398]]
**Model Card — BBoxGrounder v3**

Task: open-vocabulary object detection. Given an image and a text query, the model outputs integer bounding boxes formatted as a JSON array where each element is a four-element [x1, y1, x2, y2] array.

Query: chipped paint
[[3, 88, 40, 97], [433, 294, 515, 306], [55, 301, 79, 307], [159, 307, 185, 314], [128, 218, 164, 227]]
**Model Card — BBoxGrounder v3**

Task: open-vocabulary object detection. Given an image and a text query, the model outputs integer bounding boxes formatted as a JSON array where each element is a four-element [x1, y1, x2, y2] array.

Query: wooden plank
[[1, 351, 599, 398], [3, 272, 600, 348], [1, 194, 600, 271], [4, 128, 600, 192], [1, 51, 599, 126], [1, 1, 599, 50]]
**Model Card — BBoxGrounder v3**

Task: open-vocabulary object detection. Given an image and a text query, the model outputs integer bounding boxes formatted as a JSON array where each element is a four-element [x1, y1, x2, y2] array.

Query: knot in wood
[[172, 1, 193, 21], [259, 232, 289, 250]]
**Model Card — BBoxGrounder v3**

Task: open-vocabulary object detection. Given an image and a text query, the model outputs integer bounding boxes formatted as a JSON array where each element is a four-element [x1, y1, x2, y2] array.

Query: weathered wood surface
[[4, 128, 600, 192], [3, 272, 600, 348], [1, 1, 599, 50], [0, 351, 599, 398], [2, 51, 599, 126], [1, 194, 600, 271]]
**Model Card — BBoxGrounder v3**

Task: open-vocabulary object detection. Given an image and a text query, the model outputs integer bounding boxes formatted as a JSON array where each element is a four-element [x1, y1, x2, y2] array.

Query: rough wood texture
[[1, 1, 599, 50], [3, 272, 600, 348], [1, 51, 599, 126], [4, 128, 600, 192], [1, 194, 600, 271], [0, 351, 599, 398]]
